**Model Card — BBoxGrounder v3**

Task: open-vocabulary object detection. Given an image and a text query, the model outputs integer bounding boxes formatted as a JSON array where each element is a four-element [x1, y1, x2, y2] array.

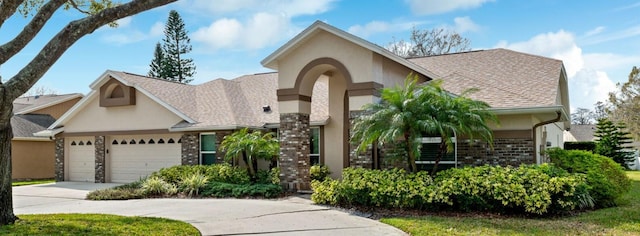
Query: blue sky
[[2, 0, 640, 111]]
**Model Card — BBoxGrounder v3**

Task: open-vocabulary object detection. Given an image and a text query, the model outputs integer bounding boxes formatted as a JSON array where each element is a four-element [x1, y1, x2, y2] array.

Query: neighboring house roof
[[11, 114, 56, 138], [13, 93, 83, 115], [569, 124, 596, 141], [409, 49, 564, 109], [12, 93, 82, 139]]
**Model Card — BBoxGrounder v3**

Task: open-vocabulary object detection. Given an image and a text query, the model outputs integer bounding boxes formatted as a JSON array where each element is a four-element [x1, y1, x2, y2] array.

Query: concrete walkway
[[13, 182, 406, 236]]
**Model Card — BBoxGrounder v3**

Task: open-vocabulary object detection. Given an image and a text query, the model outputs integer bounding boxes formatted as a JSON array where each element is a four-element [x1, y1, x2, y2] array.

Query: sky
[[2, 0, 640, 112]]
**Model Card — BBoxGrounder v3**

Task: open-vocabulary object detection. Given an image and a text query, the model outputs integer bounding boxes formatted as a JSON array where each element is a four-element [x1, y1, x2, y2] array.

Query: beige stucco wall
[[11, 140, 55, 180], [63, 91, 183, 133], [32, 97, 82, 120], [323, 73, 347, 179], [490, 114, 538, 130], [277, 30, 377, 95]]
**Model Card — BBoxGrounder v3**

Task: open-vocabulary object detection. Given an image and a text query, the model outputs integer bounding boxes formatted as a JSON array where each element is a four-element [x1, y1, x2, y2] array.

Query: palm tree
[[351, 74, 496, 174], [420, 81, 496, 175], [220, 128, 279, 179]]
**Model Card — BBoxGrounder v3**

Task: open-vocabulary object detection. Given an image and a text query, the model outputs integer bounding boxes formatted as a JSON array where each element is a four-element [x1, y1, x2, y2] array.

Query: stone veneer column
[[94, 136, 106, 183], [279, 113, 310, 191], [348, 110, 373, 168], [181, 133, 200, 165], [54, 137, 65, 181]]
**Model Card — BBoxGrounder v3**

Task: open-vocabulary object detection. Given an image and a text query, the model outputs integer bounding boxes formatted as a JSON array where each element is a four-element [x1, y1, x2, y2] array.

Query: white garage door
[[109, 134, 182, 183], [67, 137, 95, 182]]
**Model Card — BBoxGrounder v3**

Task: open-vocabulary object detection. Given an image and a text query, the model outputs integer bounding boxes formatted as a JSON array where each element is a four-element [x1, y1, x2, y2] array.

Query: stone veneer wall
[[181, 133, 199, 165], [279, 113, 310, 191], [54, 138, 64, 181], [215, 131, 232, 163], [348, 110, 373, 168], [94, 136, 106, 183], [457, 138, 535, 167]]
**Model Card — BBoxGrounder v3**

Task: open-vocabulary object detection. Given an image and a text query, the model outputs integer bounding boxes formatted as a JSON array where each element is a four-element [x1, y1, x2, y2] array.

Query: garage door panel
[[109, 134, 181, 183], [68, 137, 95, 182]]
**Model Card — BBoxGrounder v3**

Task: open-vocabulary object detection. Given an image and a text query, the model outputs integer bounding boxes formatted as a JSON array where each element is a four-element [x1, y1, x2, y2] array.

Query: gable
[[99, 78, 135, 107], [30, 97, 82, 120], [62, 89, 183, 133]]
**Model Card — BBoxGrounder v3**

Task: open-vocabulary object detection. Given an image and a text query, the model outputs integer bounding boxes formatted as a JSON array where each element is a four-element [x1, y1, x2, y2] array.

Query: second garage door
[[109, 134, 182, 183]]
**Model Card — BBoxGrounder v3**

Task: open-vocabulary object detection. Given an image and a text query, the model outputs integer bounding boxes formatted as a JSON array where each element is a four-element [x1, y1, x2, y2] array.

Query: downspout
[[532, 112, 561, 164]]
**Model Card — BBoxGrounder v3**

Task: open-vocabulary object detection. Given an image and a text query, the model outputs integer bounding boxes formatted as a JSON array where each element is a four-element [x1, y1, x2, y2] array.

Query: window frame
[[310, 127, 321, 165], [200, 132, 217, 165]]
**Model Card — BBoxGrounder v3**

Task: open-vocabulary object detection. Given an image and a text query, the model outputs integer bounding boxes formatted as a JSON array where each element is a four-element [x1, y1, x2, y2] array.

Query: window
[[310, 127, 320, 165], [416, 135, 457, 172], [200, 133, 216, 165]]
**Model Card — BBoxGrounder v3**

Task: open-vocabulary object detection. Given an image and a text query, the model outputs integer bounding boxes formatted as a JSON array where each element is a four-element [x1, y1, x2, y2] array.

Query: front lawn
[[0, 214, 200, 235], [381, 171, 640, 235], [11, 179, 55, 187]]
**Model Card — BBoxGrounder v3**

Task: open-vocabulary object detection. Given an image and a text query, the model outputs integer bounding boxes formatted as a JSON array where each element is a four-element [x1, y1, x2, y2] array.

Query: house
[[39, 21, 571, 190], [11, 93, 82, 180]]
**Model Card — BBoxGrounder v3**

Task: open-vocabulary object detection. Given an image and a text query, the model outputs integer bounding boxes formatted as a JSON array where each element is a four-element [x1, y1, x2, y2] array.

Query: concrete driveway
[[13, 182, 406, 236]]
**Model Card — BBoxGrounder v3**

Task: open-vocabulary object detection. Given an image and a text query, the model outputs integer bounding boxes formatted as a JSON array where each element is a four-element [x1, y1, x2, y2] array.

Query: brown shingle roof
[[409, 48, 564, 108], [111, 71, 329, 129], [569, 124, 596, 142], [11, 114, 56, 138], [13, 93, 83, 114], [105, 49, 563, 129]]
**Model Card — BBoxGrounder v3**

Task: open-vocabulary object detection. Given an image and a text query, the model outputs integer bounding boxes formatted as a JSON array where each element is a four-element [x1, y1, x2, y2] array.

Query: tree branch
[[67, 0, 91, 14], [0, 0, 24, 28], [4, 0, 177, 100], [0, 0, 66, 65]]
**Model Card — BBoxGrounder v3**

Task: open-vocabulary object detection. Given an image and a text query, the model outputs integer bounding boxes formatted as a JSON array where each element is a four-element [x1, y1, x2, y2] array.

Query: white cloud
[[116, 17, 133, 28], [584, 26, 605, 37], [149, 22, 165, 38], [188, 0, 336, 17], [582, 25, 640, 45], [192, 13, 295, 50], [348, 20, 422, 38], [496, 30, 583, 77], [405, 0, 494, 15], [453, 16, 479, 33], [495, 30, 618, 110], [188, 0, 335, 51]]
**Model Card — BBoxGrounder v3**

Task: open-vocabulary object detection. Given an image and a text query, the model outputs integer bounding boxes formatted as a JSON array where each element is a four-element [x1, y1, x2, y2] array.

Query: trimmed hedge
[[201, 182, 282, 198], [149, 164, 251, 185], [546, 148, 631, 207], [311, 165, 592, 215]]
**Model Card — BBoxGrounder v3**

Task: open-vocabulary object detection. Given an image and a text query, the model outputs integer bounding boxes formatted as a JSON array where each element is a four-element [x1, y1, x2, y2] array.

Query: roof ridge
[[405, 49, 486, 59], [120, 71, 197, 86], [492, 48, 563, 63]]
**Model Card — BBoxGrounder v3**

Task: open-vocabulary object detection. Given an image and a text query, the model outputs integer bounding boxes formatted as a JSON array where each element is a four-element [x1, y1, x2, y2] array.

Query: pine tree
[[161, 10, 195, 83], [148, 42, 166, 78], [594, 118, 635, 168]]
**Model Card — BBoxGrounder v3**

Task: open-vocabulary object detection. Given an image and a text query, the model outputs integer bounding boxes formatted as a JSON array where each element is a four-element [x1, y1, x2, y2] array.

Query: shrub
[[180, 173, 209, 197], [430, 164, 591, 214], [311, 168, 434, 209], [311, 165, 591, 215], [201, 182, 282, 198], [310, 165, 331, 181], [255, 168, 280, 185], [546, 148, 631, 207], [150, 164, 250, 185], [86, 188, 146, 200], [141, 176, 177, 196]]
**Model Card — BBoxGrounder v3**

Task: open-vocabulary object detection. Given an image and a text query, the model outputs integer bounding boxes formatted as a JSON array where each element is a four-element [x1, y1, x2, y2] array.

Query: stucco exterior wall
[[63, 91, 183, 133], [31, 97, 82, 120], [323, 73, 347, 178], [11, 140, 55, 180], [278, 30, 376, 94]]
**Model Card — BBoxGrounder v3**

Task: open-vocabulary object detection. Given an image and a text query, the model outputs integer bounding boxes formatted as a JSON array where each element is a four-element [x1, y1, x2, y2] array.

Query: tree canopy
[[387, 27, 471, 58], [594, 118, 635, 169], [571, 107, 595, 125], [148, 10, 195, 83], [351, 74, 496, 174], [608, 66, 640, 139], [0, 0, 176, 226]]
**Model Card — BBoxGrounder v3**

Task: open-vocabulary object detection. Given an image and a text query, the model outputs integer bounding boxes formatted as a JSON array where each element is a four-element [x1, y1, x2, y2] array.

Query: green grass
[[0, 214, 200, 235], [381, 171, 640, 236], [11, 179, 55, 187]]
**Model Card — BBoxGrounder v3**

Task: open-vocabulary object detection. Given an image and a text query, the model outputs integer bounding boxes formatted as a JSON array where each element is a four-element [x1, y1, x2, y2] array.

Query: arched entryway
[[277, 57, 382, 191]]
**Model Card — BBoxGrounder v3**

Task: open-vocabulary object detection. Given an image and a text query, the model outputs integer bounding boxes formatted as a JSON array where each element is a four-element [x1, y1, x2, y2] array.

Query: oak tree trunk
[[0, 99, 16, 225]]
